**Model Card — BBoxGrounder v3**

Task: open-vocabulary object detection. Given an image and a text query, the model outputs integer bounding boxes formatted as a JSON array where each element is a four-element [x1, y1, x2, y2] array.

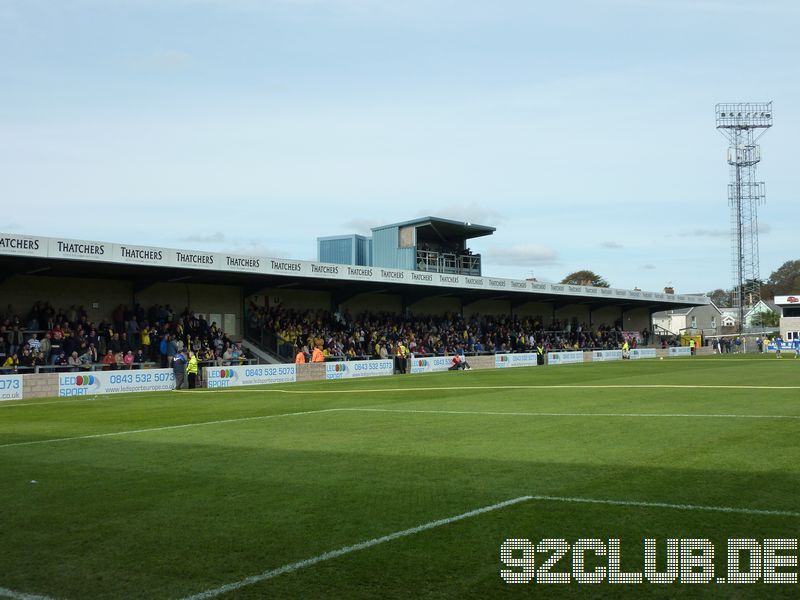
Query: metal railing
[[0, 361, 161, 375], [243, 324, 285, 361], [415, 250, 481, 276], [0, 357, 260, 375]]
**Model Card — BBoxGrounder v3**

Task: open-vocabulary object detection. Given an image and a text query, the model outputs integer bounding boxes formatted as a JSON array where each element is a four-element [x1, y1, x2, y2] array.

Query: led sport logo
[[788, 296, 799, 303], [325, 362, 350, 380], [499, 355, 509, 363], [75, 375, 95, 386], [207, 367, 238, 388], [417, 359, 428, 367], [59, 373, 100, 396]]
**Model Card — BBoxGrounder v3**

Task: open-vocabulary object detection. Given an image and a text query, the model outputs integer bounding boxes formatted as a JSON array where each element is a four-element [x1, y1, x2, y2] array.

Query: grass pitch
[[2, 355, 800, 599]]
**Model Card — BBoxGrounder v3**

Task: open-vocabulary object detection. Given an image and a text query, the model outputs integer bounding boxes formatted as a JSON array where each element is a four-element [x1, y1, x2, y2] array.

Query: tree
[[706, 288, 732, 307], [561, 270, 609, 287], [706, 259, 799, 305], [763, 260, 800, 297], [751, 310, 780, 328]]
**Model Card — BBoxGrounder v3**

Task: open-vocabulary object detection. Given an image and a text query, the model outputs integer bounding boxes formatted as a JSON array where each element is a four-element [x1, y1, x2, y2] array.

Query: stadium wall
[[463, 299, 511, 317], [1, 275, 131, 324], [555, 304, 590, 324], [2, 275, 243, 335], [407, 296, 461, 315], [10, 348, 712, 400], [513, 302, 554, 318], [622, 307, 651, 332], [22, 373, 59, 399], [256, 288, 331, 311], [135, 283, 242, 335], [244, 289, 644, 332], [591, 306, 623, 327], [341, 293, 402, 315]]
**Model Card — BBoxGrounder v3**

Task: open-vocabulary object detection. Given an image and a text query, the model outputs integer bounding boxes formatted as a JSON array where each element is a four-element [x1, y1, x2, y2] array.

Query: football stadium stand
[[0, 220, 708, 397]]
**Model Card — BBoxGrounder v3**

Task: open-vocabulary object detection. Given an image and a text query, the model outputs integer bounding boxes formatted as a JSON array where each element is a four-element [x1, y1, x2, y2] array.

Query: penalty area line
[[181, 492, 800, 598], [528, 495, 800, 519], [179, 495, 532, 600]]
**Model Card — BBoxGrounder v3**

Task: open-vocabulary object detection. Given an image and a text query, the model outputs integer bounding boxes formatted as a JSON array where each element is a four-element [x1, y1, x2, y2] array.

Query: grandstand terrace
[[1, 229, 706, 365]]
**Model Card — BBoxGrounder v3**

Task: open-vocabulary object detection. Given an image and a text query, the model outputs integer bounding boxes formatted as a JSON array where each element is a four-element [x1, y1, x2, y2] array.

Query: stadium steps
[[241, 338, 284, 364]]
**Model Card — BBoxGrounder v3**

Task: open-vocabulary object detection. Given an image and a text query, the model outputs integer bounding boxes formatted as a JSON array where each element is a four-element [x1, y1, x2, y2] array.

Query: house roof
[[743, 300, 778, 318], [654, 307, 693, 316], [688, 303, 723, 316], [653, 301, 723, 319], [371, 216, 496, 239]]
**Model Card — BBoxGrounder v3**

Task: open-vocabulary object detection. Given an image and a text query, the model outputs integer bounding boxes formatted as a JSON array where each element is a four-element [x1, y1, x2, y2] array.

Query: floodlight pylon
[[715, 102, 772, 331]]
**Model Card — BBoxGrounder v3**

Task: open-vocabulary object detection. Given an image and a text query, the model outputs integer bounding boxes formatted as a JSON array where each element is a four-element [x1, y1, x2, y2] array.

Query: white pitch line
[[179, 495, 533, 600], [8, 404, 798, 449], [194, 383, 800, 395], [527, 495, 800, 518], [0, 586, 59, 600], [5, 382, 798, 407], [0, 398, 105, 409], [0, 408, 338, 449], [341, 407, 800, 420], [181, 491, 800, 599]]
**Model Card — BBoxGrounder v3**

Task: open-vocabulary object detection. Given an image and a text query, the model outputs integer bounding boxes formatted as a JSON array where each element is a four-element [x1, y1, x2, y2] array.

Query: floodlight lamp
[[721, 112, 726, 117], [766, 113, 771, 118]]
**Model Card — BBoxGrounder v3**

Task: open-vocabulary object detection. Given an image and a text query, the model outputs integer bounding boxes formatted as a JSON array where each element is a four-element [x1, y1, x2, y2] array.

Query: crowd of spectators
[[1, 301, 246, 373], [247, 303, 640, 362]]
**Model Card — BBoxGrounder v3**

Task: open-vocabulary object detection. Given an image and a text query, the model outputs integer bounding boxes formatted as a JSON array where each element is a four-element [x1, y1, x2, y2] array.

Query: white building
[[743, 300, 779, 328], [652, 302, 725, 336], [774, 295, 800, 343]]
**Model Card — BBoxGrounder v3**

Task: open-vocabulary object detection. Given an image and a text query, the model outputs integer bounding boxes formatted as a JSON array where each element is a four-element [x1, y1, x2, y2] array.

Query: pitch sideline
[[3, 382, 798, 410], [195, 383, 800, 395]]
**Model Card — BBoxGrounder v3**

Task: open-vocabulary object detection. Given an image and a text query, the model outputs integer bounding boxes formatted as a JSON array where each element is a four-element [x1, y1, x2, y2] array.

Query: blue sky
[[1, 0, 798, 294]]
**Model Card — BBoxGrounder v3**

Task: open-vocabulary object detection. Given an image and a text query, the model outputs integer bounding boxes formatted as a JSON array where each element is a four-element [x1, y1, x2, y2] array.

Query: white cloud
[[152, 49, 192, 68], [641, 264, 656, 270], [675, 221, 771, 238], [341, 218, 381, 234], [179, 232, 285, 257], [181, 232, 227, 244], [436, 202, 506, 226], [487, 244, 559, 266], [676, 228, 728, 238], [601, 240, 623, 249], [609, 0, 797, 15]]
